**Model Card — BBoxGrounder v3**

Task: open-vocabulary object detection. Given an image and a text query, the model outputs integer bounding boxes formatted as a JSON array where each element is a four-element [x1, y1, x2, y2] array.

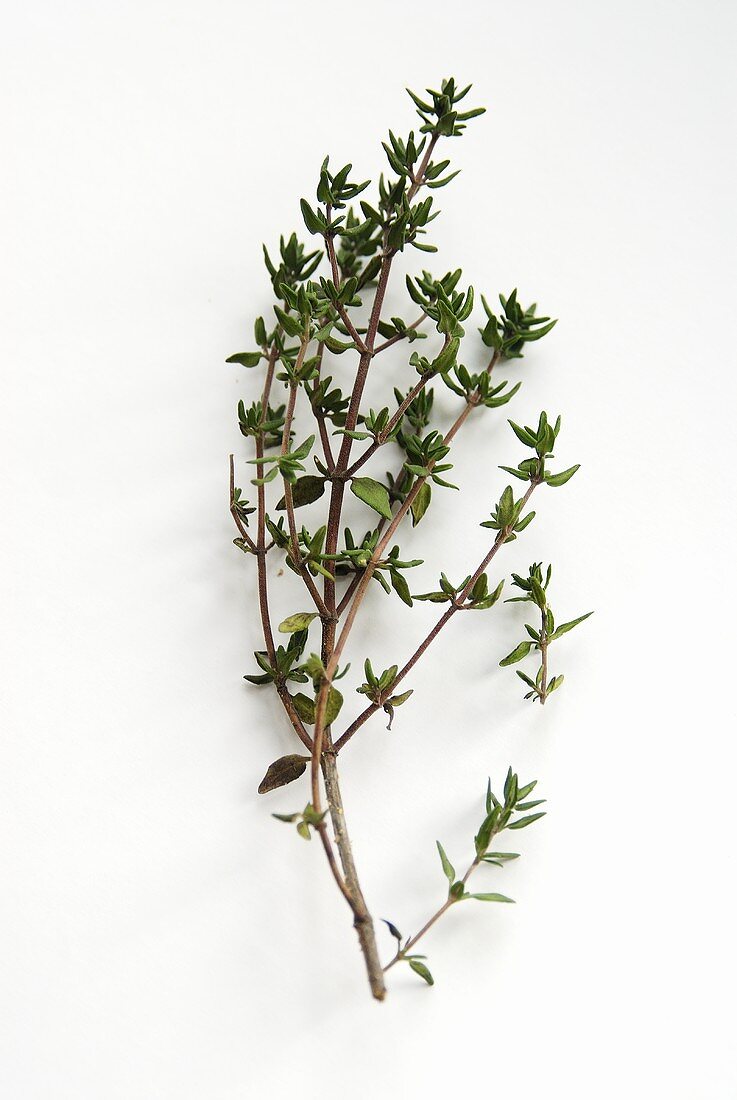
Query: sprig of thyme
[[382, 770, 545, 985], [227, 78, 590, 1001]]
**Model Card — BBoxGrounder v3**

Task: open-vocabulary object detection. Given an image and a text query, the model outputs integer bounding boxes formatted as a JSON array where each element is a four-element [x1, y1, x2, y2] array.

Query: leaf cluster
[[415, 571, 504, 610], [384, 768, 544, 986], [501, 563, 593, 702], [357, 659, 414, 729], [500, 412, 580, 488], [479, 289, 557, 359]]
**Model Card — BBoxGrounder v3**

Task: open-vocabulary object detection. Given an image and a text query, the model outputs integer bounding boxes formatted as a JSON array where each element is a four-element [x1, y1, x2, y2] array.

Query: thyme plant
[[228, 79, 590, 1001]]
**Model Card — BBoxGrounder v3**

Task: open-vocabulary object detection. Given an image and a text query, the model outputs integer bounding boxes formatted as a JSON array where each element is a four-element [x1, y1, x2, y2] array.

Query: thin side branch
[[334, 479, 539, 752]]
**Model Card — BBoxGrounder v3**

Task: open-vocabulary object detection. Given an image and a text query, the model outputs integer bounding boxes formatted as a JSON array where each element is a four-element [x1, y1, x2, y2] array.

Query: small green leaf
[[290, 434, 316, 461], [291, 687, 343, 726], [226, 351, 262, 368], [549, 611, 593, 641], [300, 198, 324, 235], [387, 689, 413, 707], [390, 570, 413, 607], [508, 812, 547, 830], [468, 893, 515, 903], [278, 612, 318, 634], [324, 686, 344, 725], [276, 475, 325, 510], [500, 641, 533, 666], [410, 482, 432, 526], [291, 693, 316, 724], [436, 840, 455, 884], [408, 959, 434, 986], [350, 476, 393, 520], [546, 464, 580, 487]]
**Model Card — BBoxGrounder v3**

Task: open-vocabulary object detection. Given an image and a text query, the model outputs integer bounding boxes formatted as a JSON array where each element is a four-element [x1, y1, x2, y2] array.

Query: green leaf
[[549, 611, 593, 641], [546, 464, 580, 487], [387, 689, 413, 707], [258, 754, 309, 794], [350, 476, 393, 520], [468, 893, 515, 903], [278, 612, 318, 634], [324, 687, 344, 725], [291, 693, 316, 724], [497, 485, 515, 526], [290, 434, 316, 461], [508, 812, 547, 830], [436, 840, 455, 884], [390, 570, 413, 607], [408, 959, 434, 986], [226, 351, 262, 368], [291, 687, 343, 725], [508, 420, 537, 447], [276, 475, 325, 510], [410, 482, 432, 526], [500, 641, 533, 666], [300, 198, 324, 235]]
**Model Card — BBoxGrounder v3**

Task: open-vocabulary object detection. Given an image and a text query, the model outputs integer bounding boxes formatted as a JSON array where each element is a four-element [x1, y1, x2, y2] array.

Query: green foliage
[[357, 659, 413, 729], [276, 475, 325, 511], [402, 430, 456, 488], [237, 399, 285, 447], [247, 434, 315, 486], [500, 411, 580, 488], [291, 686, 344, 726], [414, 572, 504, 610], [479, 289, 557, 359], [278, 612, 318, 634], [442, 363, 520, 409], [480, 483, 536, 541], [383, 769, 543, 983], [407, 77, 486, 138], [350, 476, 393, 519], [245, 630, 310, 686], [272, 802, 328, 841], [231, 486, 256, 527], [262, 233, 322, 299], [501, 563, 593, 703]]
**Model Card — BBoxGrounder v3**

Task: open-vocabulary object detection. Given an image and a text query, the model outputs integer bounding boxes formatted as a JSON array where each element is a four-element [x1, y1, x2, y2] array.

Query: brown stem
[[344, 368, 439, 480], [322, 752, 386, 1000], [383, 852, 483, 973], [539, 604, 549, 704], [280, 374, 330, 618], [324, 218, 368, 354], [309, 135, 440, 999], [248, 343, 314, 752], [254, 348, 279, 664]]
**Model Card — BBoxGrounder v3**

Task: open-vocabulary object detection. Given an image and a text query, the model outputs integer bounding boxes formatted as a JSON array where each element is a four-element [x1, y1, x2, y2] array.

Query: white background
[[2, 2, 736, 1096]]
